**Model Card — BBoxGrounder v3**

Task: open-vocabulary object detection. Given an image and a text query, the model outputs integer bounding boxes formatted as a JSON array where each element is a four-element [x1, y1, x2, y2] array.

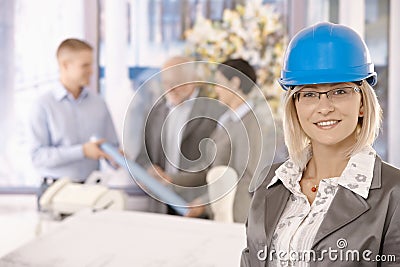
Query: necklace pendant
[[311, 185, 318, 192]]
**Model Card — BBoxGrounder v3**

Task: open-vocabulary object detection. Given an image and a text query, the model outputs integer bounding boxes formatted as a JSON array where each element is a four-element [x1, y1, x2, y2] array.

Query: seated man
[[135, 56, 226, 213], [28, 39, 118, 205]]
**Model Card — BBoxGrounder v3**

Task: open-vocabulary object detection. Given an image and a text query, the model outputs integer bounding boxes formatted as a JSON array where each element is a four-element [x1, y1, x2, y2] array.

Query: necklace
[[311, 185, 319, 192]]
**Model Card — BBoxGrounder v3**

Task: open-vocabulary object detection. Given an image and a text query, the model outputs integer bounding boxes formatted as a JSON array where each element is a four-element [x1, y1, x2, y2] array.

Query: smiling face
[[294, 82, 363, 149]]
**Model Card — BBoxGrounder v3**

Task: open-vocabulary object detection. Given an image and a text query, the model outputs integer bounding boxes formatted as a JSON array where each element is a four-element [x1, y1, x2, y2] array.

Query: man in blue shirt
[[28, 39, 118, 187]]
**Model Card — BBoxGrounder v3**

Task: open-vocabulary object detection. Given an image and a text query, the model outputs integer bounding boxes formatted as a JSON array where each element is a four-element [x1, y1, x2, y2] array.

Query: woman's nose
[[315, 94, 334, 114]]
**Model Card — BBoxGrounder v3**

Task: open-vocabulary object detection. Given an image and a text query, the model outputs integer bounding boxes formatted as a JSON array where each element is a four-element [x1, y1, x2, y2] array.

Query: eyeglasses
[[293, 86, 361, 105]]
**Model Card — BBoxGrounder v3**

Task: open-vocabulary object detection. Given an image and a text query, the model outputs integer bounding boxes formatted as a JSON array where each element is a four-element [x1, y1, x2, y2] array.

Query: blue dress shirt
[[28, 82, 118, 181]]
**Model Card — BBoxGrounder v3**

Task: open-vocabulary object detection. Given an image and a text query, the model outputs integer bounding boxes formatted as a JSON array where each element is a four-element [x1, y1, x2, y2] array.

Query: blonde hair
[[282, 81, 382, 169]]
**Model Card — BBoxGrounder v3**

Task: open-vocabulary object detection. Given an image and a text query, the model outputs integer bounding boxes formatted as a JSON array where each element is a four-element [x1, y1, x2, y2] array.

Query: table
[[0, 210, 246, 266]]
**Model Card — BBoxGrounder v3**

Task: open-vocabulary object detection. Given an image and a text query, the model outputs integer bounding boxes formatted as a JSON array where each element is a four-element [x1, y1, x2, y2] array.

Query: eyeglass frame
[[293, 86, 362, 103]]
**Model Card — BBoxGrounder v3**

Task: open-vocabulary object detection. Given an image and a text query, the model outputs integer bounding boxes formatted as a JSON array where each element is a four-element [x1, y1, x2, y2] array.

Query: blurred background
[[1, 0, 399, 191]]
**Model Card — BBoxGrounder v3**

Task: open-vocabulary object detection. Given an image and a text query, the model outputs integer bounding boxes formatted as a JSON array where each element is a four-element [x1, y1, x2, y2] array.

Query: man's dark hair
[[217, 58, 257, 94]]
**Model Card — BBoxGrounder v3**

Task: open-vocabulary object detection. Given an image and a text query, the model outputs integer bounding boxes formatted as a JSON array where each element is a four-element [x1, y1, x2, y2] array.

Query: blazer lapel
[[264, 182, 290, 248], [180, 97, 205, 141], [312, 188, 370, 248], [312, 156, 382, 248], [151, 100, 168, 166], [181, 89, 224, 141], [151, 99, 169, 125]]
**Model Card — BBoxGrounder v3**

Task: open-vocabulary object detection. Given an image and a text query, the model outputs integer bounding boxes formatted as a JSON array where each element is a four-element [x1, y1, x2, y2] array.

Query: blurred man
[[28, 38, 118, 202], [135, 56, 225, 213]]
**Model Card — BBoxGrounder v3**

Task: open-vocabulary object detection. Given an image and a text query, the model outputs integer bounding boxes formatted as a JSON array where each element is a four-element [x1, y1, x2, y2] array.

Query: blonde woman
[[241, 22, 400, 266]]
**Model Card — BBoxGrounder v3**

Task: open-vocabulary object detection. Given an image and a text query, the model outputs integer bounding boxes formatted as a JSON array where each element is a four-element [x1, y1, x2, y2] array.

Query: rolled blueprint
[[100, 143, 189, 215]]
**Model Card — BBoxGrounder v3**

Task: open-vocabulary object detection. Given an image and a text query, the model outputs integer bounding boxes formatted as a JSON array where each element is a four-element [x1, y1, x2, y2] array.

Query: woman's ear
[[359, 105, 364, 117]]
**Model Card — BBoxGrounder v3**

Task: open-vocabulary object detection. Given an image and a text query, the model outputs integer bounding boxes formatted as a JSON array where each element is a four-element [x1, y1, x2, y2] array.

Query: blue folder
[[100, 143, 189, 215]]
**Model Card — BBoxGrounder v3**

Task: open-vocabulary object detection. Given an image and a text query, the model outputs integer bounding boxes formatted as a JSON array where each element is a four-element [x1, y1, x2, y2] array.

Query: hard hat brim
[[279, 72, 377, 90]]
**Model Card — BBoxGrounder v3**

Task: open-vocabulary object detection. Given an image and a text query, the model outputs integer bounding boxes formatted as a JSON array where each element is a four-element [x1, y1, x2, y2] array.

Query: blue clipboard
[[100, 143, 189, 216]]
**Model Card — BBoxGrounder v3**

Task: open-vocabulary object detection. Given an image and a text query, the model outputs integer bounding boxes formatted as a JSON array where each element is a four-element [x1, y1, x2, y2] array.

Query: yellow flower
[[236, 5, 245, 16]]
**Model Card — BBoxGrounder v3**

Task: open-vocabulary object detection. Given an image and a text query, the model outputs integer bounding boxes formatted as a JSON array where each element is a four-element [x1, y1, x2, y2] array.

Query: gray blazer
[[135, 88, 225, 171], [135, 89, 225, 211], [241, 156, 400, 266], [169, 105, 261, 206], [171, 99, 279, 221]]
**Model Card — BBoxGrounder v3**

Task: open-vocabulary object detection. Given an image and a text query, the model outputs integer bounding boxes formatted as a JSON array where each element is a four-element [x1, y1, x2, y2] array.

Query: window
[[365, 0, 389, 160]]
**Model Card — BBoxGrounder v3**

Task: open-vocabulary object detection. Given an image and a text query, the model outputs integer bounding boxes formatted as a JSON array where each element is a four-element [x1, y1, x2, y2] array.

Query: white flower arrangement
[[185, 1, 286, 114]]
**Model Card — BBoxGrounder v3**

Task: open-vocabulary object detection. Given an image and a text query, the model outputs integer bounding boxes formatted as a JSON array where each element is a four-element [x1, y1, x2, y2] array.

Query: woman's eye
[[333, 89, 348, 95], [302, 92, 317, 98]]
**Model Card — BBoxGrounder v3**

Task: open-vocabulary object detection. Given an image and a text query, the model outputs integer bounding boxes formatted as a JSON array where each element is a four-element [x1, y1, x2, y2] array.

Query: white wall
[[103, 0, 134, 143], [0, 0, 14, 151]]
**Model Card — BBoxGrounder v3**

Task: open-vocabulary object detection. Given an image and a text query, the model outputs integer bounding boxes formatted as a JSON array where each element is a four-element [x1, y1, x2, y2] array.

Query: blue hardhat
[[279, 22, 377, 90]]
